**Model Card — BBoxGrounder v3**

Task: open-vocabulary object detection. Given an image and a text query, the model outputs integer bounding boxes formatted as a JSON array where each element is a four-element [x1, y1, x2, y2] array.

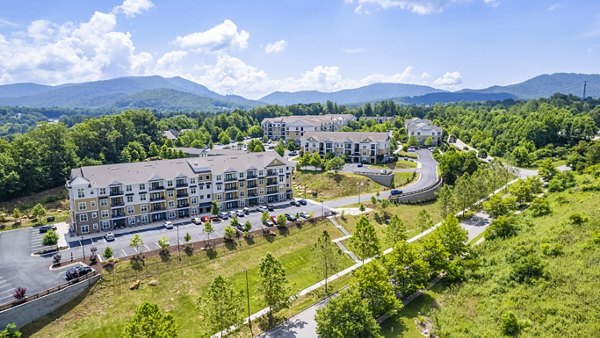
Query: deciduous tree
[[198, 275, 244, 337], [353, 260, 400, 317], [122, 302, 178, 337], [258, 253, 291, 326], [350, 215, 381, 262], [311, 231, 344, 294]]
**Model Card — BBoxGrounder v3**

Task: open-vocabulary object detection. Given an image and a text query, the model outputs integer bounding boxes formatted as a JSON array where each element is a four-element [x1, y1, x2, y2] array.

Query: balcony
[[224, 176, 237, 182], [247, 173, 257, 179], [247, 183, 257, 189], [150, 185, 165, 191], [150, 195, 165, 202], [151, 205, 165, 212], [177, 202, 190, 208], [225, 184, 237, 191], [266, 179, 278, 186], [109, 189, 123, 196], [176, 182, 188, 188], [248, 192, 258, 197], [112, 212, 125, 218], [176, 192, 189, 198], [267, 188, 278, 194], [266, 171, 278, 177], [225, 193, 239, 201], [110, 200, 124, 207]]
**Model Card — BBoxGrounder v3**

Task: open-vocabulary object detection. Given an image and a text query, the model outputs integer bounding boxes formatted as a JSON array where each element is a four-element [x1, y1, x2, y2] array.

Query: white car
[[163, 221, 174, 229], [257, 205, 268, 213], [300, 211, 310, 219], [105, 232, 115, 241], [236, 210, 245, 217], [191, 217, 202, 225]]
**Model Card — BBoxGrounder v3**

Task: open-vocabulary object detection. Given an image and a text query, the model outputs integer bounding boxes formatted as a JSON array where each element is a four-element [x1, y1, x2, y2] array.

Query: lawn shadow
[[159, 251, 170, 262], [262, 232, 276, 243], [277, 226, 289, 237], [130, 258, 145, 271], [205, 247, 217, 259], [224, 240, 238, 251], [244, 236, 255, 245], [184, 245, 194, 256]]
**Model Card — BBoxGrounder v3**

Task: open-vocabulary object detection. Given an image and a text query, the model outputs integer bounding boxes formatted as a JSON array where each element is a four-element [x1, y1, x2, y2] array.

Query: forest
[[0, 95, 598, 202]]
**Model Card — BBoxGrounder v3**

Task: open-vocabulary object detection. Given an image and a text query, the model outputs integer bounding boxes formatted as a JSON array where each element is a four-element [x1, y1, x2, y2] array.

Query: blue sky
[[0, 0, 598, 98]]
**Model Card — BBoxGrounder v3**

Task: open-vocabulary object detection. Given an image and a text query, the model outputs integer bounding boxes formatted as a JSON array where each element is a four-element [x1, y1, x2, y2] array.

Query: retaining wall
[[390, 177, 443, 203], [354, 170, 394, 187], [0, 274, 100, 329]]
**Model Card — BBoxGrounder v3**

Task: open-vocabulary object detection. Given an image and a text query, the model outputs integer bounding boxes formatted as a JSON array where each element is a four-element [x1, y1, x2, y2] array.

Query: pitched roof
[[404, 118, 442, 133], [261, 114, 355, 127], [301, 131, 390, 143], [68, 152, 293, 187]]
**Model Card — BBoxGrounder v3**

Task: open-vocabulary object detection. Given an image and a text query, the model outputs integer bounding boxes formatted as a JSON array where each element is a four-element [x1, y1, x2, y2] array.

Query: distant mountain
[[0, 83, 52, 98], [0, 76, 261, 111], [468, 73, 600, 99], [398, 92, 517, 105], [260, 83, 443, 105]]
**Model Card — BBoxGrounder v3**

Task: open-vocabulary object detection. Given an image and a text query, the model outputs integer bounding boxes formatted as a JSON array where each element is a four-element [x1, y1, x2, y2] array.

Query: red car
[[271, 215, 278, 225], [200, 216, 211, 223]]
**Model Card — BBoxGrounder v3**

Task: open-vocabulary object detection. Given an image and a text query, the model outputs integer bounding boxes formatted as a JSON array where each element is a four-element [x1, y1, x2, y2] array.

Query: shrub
[[511, 255, 546, 283], [103, 246, 114, 260], [540, 243, 563, 257], [569, 213, 587, 226], [501, 311, 521, 335], [487, 216, 518, 240], [529, 197, 551, 217], [13, 287, 26, 300], [52, 253, 61, 265]]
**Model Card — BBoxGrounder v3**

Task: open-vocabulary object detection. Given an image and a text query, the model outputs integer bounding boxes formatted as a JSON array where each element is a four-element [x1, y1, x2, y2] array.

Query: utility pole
[[245, 269, 252, 331], [176, 224, 181, 261], [583, 81, 587, 99], [80, 237, 85, 261]]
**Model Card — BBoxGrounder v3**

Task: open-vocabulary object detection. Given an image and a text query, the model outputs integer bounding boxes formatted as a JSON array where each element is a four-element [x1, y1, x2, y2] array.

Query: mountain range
[[0, 73, 597, 111]]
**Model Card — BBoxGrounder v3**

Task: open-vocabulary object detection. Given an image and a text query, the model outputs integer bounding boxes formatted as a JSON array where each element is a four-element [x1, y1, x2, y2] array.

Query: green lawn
[[393, 172, 417, 188], [337, 200, 441, 248], [371, 159, 417, 170], [292, 171, 386, 200], [396, 151, 419, 159], [23, 220, 354, 338]]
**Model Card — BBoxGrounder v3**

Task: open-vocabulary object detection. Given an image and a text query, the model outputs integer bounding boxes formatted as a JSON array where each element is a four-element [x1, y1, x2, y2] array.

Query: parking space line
[[121, 248, 127, 256]]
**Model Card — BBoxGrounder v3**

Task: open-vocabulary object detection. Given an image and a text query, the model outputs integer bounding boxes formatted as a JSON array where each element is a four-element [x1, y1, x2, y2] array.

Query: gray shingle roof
[[69, 152, 293, 187], [261, 114, 354, 126], [301, 131, 390, 143]]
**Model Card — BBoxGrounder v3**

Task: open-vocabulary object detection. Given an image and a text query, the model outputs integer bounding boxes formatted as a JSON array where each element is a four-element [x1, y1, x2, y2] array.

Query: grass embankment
[[23, 220, 354, 337], [396, 151, 419, 159], [292, 171, 385, 200], [393, 172, 417, 188], [338, 200, 441, 246], [382, 177, 600, 336], [0, 186, 69, 232], [371, 159, 417, 170]]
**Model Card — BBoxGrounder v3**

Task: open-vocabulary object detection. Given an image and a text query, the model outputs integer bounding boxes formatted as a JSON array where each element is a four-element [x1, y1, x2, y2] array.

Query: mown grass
[[292, 171, 386, 200], [385, 180, 600, 337], [370, 159, 417, 170], [23, 220, 354, 338], [337, 200, 442, 247]]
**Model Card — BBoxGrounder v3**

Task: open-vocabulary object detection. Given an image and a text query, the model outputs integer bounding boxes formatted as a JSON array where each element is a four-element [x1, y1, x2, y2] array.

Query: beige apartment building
[[300, 131, 391, 164], [66, 152, 294, 235], [404, 117, 442, 145], [261, 114, 355, 144]]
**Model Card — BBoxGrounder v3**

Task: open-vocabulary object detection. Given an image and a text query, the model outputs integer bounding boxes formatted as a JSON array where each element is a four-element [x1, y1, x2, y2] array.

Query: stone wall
[[0, 274, 100, 329], [389, 177, 443, 203]]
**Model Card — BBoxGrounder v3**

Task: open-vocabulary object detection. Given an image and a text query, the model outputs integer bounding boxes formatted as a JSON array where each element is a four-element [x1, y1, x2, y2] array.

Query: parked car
[[243, 207, 250, 214], [236, 210, 245, 217], [163, 221, 174, 229], [357, 162, 363, 167], [290, 200, 300, 207], [200, 216, 211, 223], [300, 211, 310, 218], [105, 232, 115, 241], [191, 217, 202, 225], [218, 212, 230, 220], [38, 224, 57, 233], [288, 150, 298, 156], [271, 215, 278, 224], [257, 205, 268, 212], [285, 213, 297, 221], [264, 220, 275, 227], [267, 205, 275, 211], [428, 147, 434, 151], [298, 199, 307, 206], [66, 265, 93, 280], [390, 189, 403, 196]]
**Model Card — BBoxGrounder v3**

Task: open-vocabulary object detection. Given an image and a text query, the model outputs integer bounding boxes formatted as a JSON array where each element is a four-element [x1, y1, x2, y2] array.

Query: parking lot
[[63, 199, 330, 260]]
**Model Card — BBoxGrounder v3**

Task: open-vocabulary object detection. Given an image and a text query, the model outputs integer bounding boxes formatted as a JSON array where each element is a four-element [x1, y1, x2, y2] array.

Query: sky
[[0, 0, 598, 99]]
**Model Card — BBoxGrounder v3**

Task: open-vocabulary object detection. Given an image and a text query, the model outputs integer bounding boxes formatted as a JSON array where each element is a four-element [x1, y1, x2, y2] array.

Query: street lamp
[[80, 236, 85, 261], [176, 224, 181, 261], [245, 269, 252, 331]]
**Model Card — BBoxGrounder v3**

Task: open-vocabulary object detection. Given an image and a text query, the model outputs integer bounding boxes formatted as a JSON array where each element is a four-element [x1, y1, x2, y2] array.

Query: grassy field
[[382, 177, 600, 337], [0, 186, 70, 232], [371, 159, 417, 170], [24, 220, 354, 337], [396, 150, 419, 159], [393, 172, 416, 188], [292, 171, 386, 200], [337, 200, 441, 246]]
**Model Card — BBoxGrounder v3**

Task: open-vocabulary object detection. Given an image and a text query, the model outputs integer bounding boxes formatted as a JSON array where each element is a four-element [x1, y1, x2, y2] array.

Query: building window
[[206, 183, 211, 189], [207, 194, 211, 199], [191, 207, 198, 215], [190, 178, 196, 184], [240, 191, 245, 197], [168, 190, 174, 197], [93, 223, 98, 230], [92, 212, 97, 219], [216, 175, 222, 181], [141, 204, 148, 212], [279, 176, 284, 182], [259, 189, 265, 194], [99, 188, 106, 195], [169, 211, 176, 219], [239, 182, 244, 188], [100, 199, 108, 207], [128, 217, 136, 225], [206, 175, 210, 180], [126, 185, 132, 192], [127, 206, 134, 214], [101, 210, 109, 218], [168, 201, 175, 208], [216, 183, 222, 191], [140, 193, 147, 201], [259, 179, 264, 185], [199, 183, 204, 189], [78, 202, 87, 211], [91, 200, 96, 207], [77, 189, 85, 198], [141, 214, 149, 223], [191, 197, 198, 204], [259, 170, 264, 176], [279, 168, 283, 173], [217, 194, 222, 201], [101, 220, 110, 230], [168, 180, 173, 187], [80, 214, 88, 222], [80, 225, 89, 234], [191, 187, 196, 194], [239, 172, 244, 179], [139, 183, 145, 190], [127, 195, 133, 203]]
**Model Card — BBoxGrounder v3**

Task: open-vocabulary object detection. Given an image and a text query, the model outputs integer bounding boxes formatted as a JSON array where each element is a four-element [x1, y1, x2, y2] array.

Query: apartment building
[[261, 114, 355, 144], [300, 131, 391, 164], [66, 152, 294, 235], [404, 118, 442, 145]]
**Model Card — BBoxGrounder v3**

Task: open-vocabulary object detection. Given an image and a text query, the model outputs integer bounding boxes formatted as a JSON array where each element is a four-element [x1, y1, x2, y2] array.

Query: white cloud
[[174, 20, 249, 53], [547, 3, 564, 11], [264, 40, 287, 54], [0, 18, 20, 28], [350, 0, 464, 15], [153, 51, 188, 76], [484, 0, 500, 8], [0, 10, 153, 84], [342, 48, 365, 54], [433, 71, 462, 90], [113, 0, 155, 17], [421, 72, 431, 79]]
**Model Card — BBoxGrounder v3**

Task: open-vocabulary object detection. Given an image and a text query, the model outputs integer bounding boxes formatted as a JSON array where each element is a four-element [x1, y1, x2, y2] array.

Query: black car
[[290, 200, 300, 207], [390, 189, 403, 196], [285, 213, 297, 221], [298, 199, 307, 206], [267, 205, 275, 211], [66, 265, 93, 280], [39, 224, 57, 233]]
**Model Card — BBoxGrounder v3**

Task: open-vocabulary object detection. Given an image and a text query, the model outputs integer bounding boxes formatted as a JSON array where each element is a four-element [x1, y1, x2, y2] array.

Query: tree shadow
[[277, 226, 289, 237], [159, 251, 171, 262], [244, 236, 255, 245], [130, 257, 145, 271], [224, 240, 238, 251], [205, 247, 218, 259], [262, 231, 276, 243], [184, 245, 194, 256]]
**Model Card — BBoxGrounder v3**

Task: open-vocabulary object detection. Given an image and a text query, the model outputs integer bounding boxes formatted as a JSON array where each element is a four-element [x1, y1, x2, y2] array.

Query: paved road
[[324, 149, 438, 208]]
